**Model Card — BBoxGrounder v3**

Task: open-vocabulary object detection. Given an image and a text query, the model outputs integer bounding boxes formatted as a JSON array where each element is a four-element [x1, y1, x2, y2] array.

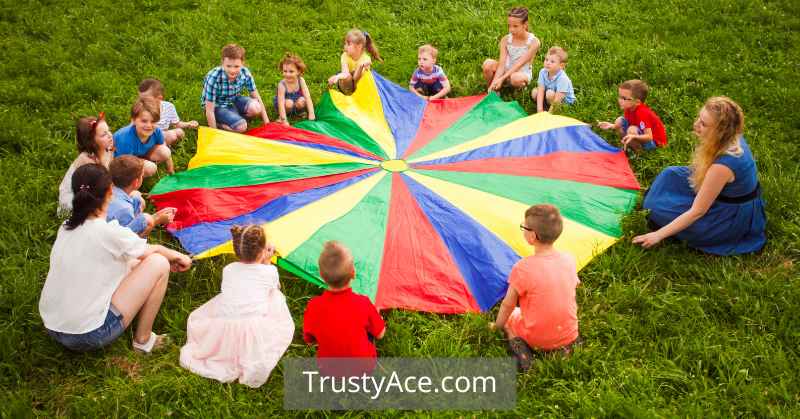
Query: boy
[[138, 78, 199, 145], [107, 155, 176, 237], [490, 204, 580, 371], [598, 79, 667, 151], [113, 97, 174, 176], [201, 43, 269, 132], [303, 241, 386, 376], [409, 44, 451, 100], [531, 46, 576, 113]]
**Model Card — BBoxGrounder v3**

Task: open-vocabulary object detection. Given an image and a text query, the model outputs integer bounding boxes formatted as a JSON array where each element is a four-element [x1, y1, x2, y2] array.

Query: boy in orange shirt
[[491, 204, 580, 370]]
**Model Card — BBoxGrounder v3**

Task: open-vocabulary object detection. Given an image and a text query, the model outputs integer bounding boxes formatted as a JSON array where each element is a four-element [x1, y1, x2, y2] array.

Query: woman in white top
[[57, 114, 115, 217], [482, 7, 541, 92], [41, 163, 192, 352]]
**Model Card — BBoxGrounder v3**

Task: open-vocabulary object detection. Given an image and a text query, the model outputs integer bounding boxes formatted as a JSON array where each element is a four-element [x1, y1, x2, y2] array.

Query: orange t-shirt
[[508, 251, 580, 350]]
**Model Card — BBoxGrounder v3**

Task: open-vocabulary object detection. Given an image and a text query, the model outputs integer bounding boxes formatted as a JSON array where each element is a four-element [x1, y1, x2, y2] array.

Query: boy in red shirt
[[491, 204, 581, 371], [303, 241, 386, 376], [598, 79, 667, 151]]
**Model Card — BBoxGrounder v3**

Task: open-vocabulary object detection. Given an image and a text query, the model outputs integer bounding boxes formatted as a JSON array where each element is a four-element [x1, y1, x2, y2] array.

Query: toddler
[[491, 204, 580, 371], [180, 225, 294, 388], [58, 114, 114, 217], [107, 155, 176, 237], [138, 78, 198, 145], [483, 7, 540, 91], [201, 43, 270, 132], [274, 53, 315, 125], [598, 79, 667, 151], [113, 97, 174, 176], [327, 29, 383, 95], [303, 241, 385, 376], [409, 44, 451, 100], [532, 46, 576, 112]]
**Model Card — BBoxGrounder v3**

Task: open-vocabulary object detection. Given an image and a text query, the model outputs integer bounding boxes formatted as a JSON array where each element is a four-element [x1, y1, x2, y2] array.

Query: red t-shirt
[[624, 103, 667, 147], [303, 288, 385, 359]]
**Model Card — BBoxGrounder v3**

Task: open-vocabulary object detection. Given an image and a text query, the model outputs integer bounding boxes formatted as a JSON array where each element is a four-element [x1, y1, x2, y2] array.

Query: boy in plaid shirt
[[201, 44, 269, 132]]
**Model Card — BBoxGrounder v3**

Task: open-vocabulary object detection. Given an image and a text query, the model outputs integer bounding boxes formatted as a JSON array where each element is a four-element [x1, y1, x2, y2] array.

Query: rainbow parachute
[[151, 71, 640, 314]]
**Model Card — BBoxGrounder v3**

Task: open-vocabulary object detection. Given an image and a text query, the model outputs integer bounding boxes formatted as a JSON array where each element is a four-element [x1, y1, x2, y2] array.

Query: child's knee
[[246, 100, 263, 116], [232, 121, 248, 132], [509, 73, 528, 88], [284, 99, 295, 110], [482, 59, 498, 72], [531, 87, 539, 99], [626, 125, 639, 136], [142, 160, 157, 177], [545, 89, 556, 101], [295, 97, 306, 109], [175, 128, 185, 139]]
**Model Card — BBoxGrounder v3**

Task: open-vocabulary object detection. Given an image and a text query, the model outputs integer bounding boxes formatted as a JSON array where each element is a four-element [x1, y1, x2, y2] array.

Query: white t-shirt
[[219, 262, 280, 315], [40, 218, 147, 334], [157, 101, 181, 130], [57, 153, 111, 217]]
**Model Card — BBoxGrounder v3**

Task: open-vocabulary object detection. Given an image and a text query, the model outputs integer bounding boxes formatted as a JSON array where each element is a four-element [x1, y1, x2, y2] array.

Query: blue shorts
[[214, 96, 254, 129], [47, 304, 125, 352], [273, 90, 305, 116], [620, 117, 657, 150], [413, 80, 444, 96]]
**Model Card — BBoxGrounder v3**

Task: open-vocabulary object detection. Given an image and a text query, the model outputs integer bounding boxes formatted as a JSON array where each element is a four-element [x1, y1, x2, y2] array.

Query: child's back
[[304, 288, 384, 359], [507, 251, 579, 350], [180, 226, 293, 388]]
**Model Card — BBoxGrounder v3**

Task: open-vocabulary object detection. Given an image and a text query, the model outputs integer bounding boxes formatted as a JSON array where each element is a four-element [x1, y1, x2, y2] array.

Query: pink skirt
[[179, 291, 294, 388]]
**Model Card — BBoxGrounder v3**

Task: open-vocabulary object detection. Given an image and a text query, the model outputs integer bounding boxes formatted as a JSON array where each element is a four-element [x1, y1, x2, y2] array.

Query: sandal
[[508, 337, 534, 371], [132, 332, 169, 354]]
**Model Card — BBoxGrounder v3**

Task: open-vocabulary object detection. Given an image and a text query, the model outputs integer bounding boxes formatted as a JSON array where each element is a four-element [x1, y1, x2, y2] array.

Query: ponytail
[[364, 32, 383, 63], [65, 164, 112, 230]]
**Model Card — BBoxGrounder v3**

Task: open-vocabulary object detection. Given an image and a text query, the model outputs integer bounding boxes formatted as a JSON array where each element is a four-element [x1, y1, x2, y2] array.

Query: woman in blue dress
[[633, 96, 766, 255]]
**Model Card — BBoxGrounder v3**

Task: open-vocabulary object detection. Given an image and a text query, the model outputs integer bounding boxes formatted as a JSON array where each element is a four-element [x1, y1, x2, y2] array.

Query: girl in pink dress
[[180, 225, 294, 388]]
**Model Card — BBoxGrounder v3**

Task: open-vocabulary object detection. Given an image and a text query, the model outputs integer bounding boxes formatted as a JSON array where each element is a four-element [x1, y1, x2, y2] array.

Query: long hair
[[345, 29, 383, 63], [690, 96, 745, 190], [75, 115, 105, 155], [65, 164, 112, 230]]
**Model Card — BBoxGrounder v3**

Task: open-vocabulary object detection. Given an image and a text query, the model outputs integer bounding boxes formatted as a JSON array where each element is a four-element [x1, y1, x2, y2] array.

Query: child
[[113, 97, 174, 176], [138, 78, 199, 145], [409, 44, 451, 100], [180, 225, 294, 388], [483, 7, 540, 92], [490, 204, 580, 371], [598, 80, 667, 151], [201, 43, 270, 132], [274, 53, 315, 125], [58, 114, 115, 217], [532, 46, 577, 112], [107, 155, 176, 237], [327, 29, 383, 95], [303, 241, 385, 376]]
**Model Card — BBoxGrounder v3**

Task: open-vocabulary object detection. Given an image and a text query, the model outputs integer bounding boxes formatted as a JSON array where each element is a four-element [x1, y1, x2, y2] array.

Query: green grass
[[2, 0, 799, 416]]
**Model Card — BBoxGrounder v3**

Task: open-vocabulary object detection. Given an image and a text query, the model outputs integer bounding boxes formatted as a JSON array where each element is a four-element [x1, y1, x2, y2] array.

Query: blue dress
[[643, 137, 766, 255]]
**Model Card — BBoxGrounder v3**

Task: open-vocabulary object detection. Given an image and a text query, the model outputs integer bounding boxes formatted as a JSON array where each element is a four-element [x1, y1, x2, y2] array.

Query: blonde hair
[[690, 96, 745, 190], [230, 225, 267, 262], [418, 44, 438, 59], [547, 46, 568, 64], [345, 29, 383, 63], [524, 204, 563, 244], [318, 241, 354, 288]]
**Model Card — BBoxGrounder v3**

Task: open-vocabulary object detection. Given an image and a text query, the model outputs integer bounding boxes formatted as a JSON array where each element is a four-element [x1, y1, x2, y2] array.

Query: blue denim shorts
[[47, 304, 125, 352], [620, 117, 657, 150], [214, 96, 254, 129], [413, 80, 444, 96]]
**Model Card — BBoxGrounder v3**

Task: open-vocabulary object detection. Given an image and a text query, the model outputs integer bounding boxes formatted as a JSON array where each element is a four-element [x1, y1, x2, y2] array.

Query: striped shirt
[[158, 101, 180, 130], [200, 66, 257, 107]]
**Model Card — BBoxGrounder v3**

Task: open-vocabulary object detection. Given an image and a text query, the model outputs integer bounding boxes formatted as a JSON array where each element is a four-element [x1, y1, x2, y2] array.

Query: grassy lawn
[[2, 0, 799, 416]]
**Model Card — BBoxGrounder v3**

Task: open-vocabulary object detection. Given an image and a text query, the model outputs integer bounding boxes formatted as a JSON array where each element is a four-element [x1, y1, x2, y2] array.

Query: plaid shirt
[[200, 66, 257, 107]]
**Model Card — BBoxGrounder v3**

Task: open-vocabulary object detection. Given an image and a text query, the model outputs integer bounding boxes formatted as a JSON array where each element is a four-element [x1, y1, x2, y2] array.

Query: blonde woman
[[634, 97, 766, 255]]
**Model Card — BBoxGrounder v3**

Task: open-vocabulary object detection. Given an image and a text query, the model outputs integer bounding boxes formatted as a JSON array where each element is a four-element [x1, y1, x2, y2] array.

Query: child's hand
[[280, 119, 290, 127], [632, 231, 664, 249], [155, 207, 177, 225], [597, 121, 614, 130], [170, 254, 192, 272], [621, 134, 636, 150], [187, 120, 199, 129], [308, 114, 316, 121], [489, 78, 503, 92], [265, 243, 276, 262], [327, 75, 339, 86]]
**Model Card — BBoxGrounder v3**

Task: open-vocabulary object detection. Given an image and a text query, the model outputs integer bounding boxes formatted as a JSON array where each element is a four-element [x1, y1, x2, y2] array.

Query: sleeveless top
[[505, 32, 538, 75], [715, 137, 758, 199]]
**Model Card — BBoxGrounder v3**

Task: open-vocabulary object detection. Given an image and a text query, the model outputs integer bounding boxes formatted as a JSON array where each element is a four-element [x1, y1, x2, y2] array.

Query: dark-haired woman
[[41, 164, 192, 353]]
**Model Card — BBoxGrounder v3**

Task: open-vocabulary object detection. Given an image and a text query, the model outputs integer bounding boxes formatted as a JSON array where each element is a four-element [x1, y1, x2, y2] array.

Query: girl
[[634, 97, 766, 255], [40, 164, 192, 353], [180, 225, 294, 388], [274, 53, 316, 125], [482, 7, 541, 92], [57, 114, 115, 217], [327, 29, 383, 95]]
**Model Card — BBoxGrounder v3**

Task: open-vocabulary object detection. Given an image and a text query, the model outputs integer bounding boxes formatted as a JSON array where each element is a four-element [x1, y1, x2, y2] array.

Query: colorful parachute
[[151, 71, 640, 314]]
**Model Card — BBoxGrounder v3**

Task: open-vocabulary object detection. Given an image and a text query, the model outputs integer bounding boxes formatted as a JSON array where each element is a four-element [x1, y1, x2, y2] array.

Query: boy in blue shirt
[[113, 97, 174, 176], [201, 43, 270, 132], [107, 155, 175, 237], [531, 46, 576, 113]]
